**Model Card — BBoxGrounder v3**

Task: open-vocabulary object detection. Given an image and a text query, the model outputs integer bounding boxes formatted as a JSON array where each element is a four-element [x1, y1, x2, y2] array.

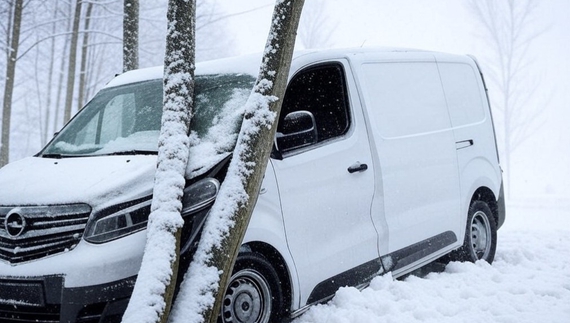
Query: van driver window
[[279, 63, 350, 147]]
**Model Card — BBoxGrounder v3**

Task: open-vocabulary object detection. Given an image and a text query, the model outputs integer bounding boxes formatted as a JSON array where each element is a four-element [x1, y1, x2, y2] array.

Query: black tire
[[220, 253, 285, 323], [451, 200, 497, 263]]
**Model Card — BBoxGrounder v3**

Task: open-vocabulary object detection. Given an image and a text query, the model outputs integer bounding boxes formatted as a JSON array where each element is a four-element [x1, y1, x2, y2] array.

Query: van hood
[[0, 156, 157, 208]]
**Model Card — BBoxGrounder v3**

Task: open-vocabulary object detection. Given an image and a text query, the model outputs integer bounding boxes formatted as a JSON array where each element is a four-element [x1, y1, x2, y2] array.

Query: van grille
[[0, 304, 60, 323], [0, 204, 91, 264]]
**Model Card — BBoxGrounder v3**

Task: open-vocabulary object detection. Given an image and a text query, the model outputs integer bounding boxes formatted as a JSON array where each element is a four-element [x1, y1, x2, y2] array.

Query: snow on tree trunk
[[123, 0, 139, 72], [169, 1, 304, 323], [122, 1, 195, 323]]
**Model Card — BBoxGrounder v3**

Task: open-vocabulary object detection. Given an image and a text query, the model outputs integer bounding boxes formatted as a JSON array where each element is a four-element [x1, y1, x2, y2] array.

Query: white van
[[0, 48, 505, 323]]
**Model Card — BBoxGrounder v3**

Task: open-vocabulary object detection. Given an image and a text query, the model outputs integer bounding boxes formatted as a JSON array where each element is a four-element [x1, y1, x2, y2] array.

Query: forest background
[[1, 0, 569, 207]]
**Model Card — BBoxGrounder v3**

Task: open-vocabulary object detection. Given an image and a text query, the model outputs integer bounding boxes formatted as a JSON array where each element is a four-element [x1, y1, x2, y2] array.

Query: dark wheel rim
[[222, 269, 271, 323], [470, 210, 492, 260]]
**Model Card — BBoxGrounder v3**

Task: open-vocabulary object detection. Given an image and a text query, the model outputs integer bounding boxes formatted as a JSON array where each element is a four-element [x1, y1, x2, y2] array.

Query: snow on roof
[[103, 47, 442, 89], [104, 53, 264, 89]]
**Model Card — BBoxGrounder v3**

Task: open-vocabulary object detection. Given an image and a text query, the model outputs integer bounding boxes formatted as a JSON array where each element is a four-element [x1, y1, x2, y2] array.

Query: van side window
[[278, 63, 350, 150]]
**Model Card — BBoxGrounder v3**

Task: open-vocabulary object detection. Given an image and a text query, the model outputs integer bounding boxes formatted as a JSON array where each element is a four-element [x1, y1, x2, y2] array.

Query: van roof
[[104, 47, 459, 89]]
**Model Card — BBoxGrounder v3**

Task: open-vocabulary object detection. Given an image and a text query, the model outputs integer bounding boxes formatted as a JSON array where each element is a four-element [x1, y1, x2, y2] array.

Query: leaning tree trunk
[[1, 0, 23, 168], [168, 1, 305, 323], [122, 1, 195, 323]]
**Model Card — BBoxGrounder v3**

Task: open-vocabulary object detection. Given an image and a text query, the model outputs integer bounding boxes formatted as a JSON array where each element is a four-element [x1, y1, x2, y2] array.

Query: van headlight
[[180, 178, 220, 215], [84, 198, 151, 244], [83, 178, 220, 244]]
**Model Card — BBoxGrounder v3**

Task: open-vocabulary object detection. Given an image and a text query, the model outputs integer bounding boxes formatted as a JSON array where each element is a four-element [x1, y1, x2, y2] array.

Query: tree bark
[[1, 0, 23, 167], [53, 2, 73, 134], [42, 0, 60, 145], [169, 1, 304, 322], [77, 1, 94, 110], [122, 1, 195, 323], [123, 0, 139, 72], [62, 0, 82, 124]]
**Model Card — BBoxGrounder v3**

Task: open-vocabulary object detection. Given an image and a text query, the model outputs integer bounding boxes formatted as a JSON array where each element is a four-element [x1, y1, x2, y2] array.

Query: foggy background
[[1, 0, 568, 206], [222, 0, 570, 204]]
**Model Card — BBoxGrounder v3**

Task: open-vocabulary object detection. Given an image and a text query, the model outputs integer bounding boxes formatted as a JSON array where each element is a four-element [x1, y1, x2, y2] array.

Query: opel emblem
[[5, 209, 26, 237]]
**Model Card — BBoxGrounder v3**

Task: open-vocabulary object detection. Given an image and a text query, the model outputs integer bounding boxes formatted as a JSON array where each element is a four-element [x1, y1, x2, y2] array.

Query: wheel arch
[[470, 186, 499, 229], [458, 157, 505, 229], [241, 241, 293, 316]]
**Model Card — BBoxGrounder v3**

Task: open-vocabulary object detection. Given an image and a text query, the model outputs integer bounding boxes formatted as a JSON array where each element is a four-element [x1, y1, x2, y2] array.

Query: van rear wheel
[[220, 253, 284, 323], [451, 200, 497, 263]]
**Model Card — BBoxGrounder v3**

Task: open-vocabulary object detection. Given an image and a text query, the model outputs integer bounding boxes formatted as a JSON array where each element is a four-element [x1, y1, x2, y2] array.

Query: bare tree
[[123, 0, 139, 71], [63, 0, 83, 124], [194, 0, 236, 61], [1, 1, 242, 162], [298, 0, 336, 49], [41, 0, 61, 144], [122, 0, 195, 322], [52, 1, 74, 136], [169, 1, 304, 322], [1, 0, 23, 167], [77, 0, 94, 110], [467, 0, 544, 196]]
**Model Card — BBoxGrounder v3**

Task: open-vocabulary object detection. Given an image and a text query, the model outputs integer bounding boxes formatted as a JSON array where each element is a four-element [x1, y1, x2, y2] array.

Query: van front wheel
[[452, 200, 497, 264], [220, 253, 284, 323]]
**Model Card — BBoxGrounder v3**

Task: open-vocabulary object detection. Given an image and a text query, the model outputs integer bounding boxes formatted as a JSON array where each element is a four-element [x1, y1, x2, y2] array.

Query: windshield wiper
[[104, 150, 158, 156], [40, 153, 87, 159], [40, 150, 157, 158], [40, 153, 64, 159]]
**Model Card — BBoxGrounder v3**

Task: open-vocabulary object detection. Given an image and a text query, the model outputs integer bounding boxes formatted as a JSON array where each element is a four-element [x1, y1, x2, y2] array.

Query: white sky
[[220, 0, 570, 200]]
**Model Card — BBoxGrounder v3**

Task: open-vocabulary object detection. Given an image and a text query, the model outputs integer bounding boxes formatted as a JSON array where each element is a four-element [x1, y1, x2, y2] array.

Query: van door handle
[[455, 139, 474, 150], [348, 162, 368, 173]]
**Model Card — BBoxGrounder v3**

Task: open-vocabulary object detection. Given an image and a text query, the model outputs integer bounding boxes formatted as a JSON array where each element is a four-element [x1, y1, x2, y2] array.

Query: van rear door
[[436, 57, 503, 223]]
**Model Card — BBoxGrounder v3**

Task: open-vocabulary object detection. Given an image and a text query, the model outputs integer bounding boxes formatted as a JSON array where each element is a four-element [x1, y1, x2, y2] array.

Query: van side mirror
[[275, 111, 318, 153]]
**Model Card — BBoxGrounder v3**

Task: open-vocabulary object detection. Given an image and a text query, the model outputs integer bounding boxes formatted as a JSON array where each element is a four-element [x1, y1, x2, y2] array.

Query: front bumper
[[0, 229, 146, 323], [0, 274, 136, 323], [0, 205, 210, 323]]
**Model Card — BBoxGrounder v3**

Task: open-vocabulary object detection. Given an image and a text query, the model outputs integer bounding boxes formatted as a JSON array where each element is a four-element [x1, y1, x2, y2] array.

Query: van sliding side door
[[358, 59, 462, 272]]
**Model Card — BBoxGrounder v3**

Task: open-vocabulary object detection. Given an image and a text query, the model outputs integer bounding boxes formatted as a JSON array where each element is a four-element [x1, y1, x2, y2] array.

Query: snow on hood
[[0, 155, 157, 208]]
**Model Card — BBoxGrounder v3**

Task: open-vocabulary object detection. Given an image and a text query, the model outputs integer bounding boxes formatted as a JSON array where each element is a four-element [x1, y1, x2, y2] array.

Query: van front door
[[273, 62, 380, 306]]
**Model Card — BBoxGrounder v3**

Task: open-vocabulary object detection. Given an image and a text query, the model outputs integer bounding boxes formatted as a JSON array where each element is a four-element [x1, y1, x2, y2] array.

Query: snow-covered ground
[[294, 201, 570, 323]]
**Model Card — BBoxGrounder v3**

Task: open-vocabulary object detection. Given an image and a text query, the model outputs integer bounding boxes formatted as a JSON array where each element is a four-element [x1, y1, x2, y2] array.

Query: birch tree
[[466, 0, 544, 196], [122, 0, 195, 322], [298, 0, 336, 49], [41, 0, 61, 144], [63, 0, 82, 123], [77, 0, 94, 110], [169, 1, 305, 322], [1, 0, 23, 167]]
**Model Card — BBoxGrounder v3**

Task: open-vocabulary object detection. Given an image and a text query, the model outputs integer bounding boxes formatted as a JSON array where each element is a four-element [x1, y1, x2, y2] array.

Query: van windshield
[[41, 74, 255, 158]]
